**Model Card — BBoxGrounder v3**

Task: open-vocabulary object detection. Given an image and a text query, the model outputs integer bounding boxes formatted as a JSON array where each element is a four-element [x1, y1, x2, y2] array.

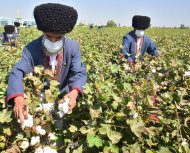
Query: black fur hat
[[34, 3, 78, 34], [14, 22, 20, 27], [132, 15, 151, 30], [4, 25, 15, 34]]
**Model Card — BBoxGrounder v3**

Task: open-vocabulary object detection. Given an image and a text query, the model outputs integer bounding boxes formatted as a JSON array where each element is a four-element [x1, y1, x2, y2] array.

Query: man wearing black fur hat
[[14, 22, 20, 35], [6, 3, 87, 123], [1, 25, 18, 46], [120, 15, 159, 67]]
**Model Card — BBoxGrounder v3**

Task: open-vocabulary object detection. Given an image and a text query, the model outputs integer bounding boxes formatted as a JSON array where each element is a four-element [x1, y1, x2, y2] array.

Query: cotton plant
[[13, 66, 70, 152]]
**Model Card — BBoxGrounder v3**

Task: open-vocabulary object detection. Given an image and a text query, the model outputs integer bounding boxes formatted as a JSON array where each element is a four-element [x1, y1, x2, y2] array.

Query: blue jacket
[[121, 31, 158, 62], [1, 32, 18, 44], [6, 36, 87, 104]]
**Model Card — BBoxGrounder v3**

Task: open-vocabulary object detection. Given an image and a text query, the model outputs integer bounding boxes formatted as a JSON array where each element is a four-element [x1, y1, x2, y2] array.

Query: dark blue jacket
[[1, 32, 18, 44], [121, 31, 158, 62], [6, 36, 87, 104]]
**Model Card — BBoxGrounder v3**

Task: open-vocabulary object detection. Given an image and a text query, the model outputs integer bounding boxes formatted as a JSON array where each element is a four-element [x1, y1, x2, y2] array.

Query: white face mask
[[135, 30, 144, 37], [43, 37, 63, 54], [7, 34, 13, 38]]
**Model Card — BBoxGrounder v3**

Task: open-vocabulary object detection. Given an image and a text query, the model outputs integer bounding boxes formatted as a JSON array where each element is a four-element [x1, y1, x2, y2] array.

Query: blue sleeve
[[6, 48, 34, 104], [121, 35, 134, 62], [147, 38, 159, 56], [67, 45, 87, 94], [1, 33, 4, 43]]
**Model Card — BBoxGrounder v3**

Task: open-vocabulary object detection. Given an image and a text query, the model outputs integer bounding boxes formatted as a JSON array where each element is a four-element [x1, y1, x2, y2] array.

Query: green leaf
[[146, 149, 155, 153], [50, 80, 60, 87], [79, 126, 87, 134], [107, 130, 122, 144], [104, 145, 119, 153], [73, 145, 83, 153], [130, 120, 145, 138], [89, 109, 100, 119], [87, 135, 103, 148], [146, 127, 159, 136], [3, 127, 12, 136], [158, 147, 171, 153], [69, 125, 78, 133], [0, 109, 12, 123]]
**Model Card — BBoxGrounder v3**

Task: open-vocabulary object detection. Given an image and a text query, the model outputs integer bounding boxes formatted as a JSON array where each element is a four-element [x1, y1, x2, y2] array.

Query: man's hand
[[60, 89, 79, 111], [14, 96, 28, 124]]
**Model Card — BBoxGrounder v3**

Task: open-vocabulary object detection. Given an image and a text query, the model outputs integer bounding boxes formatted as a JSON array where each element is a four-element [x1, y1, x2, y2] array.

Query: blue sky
[[0, 0, 189, 27]]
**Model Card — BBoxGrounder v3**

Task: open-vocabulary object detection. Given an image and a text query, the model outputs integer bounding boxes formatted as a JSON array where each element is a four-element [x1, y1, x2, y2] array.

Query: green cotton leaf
[[0, 142, 5, 149], [99, 124, 111, 135], [130, 143, 141, 153], [3, 127, 12, 136], [110, 64, 119, 73], [87, 135, 103, 148], [111, 101, 119, 110], [0, 109, 12, 123], [99, 127, 107, 135], [146, 139, 158, 148], [50, 80, 60, 87], [158, 147, 172, 153], [107, 130, 122, 144], [185, 117, 190, 127], [130, 120, 145, 138], [89, 109, 100, 119], [45, 89, 55, 102], [103, 145, 119, 153], [79, 126, 87, 134], [123, 83, 132, 92], [34, 66, 43, 75], [146, 127, 159, 136], [146, 149, 155, 153], [0, 136, 6, 142], [69, 125, 78, 133], [73, 145, 83, 153], [115, 112, 126, 119]]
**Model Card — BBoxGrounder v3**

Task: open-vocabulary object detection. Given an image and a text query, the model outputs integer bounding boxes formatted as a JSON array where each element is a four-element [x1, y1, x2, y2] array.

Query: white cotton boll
[[35, 147, 44, 153], [151, 68, 156, 73], [51, 149, 58, 153], [48, 133, 56, 140], [57, 111, 64, 118], [40, 129, 46, 135], [158, 73, 164, 77], [58, 104, 63, 111], [43, 146, 52, 153], [52, 142, 56, 146], [133, 112, 138, 119], [36, 125, 42, 132], [36, 125, 46, 135], [24, 114, 34, 128], [18, 114, 33, 129], [20, 141, 29, 150], [62, 98, 69, 114], [29, 72, 33, 76], [41, 103, 54, 114], [43, 146, 57, 153], [184, 71, 190, 76], [40, 93, 44, 98], [30, 136, 40, 146], [181, 139, 187, 146]]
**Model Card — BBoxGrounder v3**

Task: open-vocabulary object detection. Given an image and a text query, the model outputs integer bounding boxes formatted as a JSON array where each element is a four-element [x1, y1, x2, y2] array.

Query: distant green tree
[[106, 20, 117, 27]]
